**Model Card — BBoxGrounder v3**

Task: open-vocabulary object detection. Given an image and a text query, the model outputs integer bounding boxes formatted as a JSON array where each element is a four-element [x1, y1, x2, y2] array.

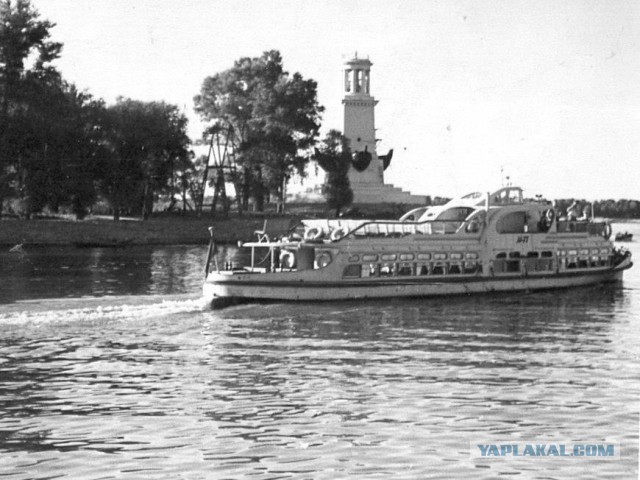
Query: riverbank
[[2, 211, 634, 248], [0, 215, 300, 247]]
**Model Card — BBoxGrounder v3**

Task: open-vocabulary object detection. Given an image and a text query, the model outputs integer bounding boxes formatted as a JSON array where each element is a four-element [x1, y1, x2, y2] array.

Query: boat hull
[[203, 261, 630, 308]]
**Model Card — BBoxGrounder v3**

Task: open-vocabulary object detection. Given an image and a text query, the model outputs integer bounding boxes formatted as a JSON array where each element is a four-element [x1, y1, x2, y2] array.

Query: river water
[[0, 223, 639, 479]]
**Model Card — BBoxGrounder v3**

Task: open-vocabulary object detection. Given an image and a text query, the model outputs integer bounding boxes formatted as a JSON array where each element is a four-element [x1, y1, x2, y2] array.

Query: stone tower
[[342, 56, 383, 186], [342, 54, 425, 205]]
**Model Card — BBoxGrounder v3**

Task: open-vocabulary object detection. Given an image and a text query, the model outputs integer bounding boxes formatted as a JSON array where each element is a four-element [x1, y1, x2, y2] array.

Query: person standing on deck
[[566, 201, 579, 221]]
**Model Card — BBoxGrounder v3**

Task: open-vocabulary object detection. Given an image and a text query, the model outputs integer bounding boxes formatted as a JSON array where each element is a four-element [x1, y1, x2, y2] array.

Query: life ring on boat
[[330, 227, 346, 241], [279, 249, 296, 269], [303, 227, 324, 241], [541, 208, 556, 230], [465, 219, 480, 233], [602, 223, 612, 240], [315, 251, 332, 268]]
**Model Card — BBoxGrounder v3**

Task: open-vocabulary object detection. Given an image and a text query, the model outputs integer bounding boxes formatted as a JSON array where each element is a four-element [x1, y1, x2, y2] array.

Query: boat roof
[[404, 186, 525, 222]]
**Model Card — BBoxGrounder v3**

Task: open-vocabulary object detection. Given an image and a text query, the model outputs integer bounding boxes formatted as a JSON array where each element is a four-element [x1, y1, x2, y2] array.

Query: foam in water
[[0, 294, 210, 325]]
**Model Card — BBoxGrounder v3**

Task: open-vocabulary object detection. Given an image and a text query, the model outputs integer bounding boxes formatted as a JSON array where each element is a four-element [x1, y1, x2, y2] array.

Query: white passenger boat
[[203, 187, 632, 309]]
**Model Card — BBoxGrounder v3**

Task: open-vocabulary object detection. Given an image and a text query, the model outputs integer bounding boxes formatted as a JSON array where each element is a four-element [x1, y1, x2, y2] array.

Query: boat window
[[432, 264, 445, 275], [418, 263, 430, 276], [508, 189, 523, 203], [463, 261, 480, 274], [537, 259, 554, 271], [496, 252, 507, 259], [492, 188, 523, 204], [506, 260, 520, 272], [348, 255, 360, 263], [397, 263, 414, 276], [361, 264, 377, 277], [399, 207, 429, 222], [508, 251, 521, 258], [379, 263, 394, 276], [492, 190, 507, 204], [381, 254, 397, 261], [462, 192, 483, 200], [417, 253, 431, 260], [343, 264, 361, 278], [362, 254, 378, 262], [399, 253, 415, 261], [526, 251, 539, 258], [496, 212, 528, 234], [462, 210, 486, 234], [541, 251, 553, 258], [437, 207, 475, 222], [448, 263, 462, 274], [494, 257, 520, 273], [523, 256, 554, 272]]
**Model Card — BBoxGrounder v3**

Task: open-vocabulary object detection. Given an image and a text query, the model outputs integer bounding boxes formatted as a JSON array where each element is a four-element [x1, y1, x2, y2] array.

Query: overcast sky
[[33, 0, 640, 200]]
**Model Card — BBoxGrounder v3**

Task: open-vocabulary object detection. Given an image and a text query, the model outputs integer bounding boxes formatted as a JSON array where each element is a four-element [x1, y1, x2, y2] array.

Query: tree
[[194, 50, 324, 212], [0, 0, 63, 216], [100, 98, 190, 220], [315, 130, 353, 217]]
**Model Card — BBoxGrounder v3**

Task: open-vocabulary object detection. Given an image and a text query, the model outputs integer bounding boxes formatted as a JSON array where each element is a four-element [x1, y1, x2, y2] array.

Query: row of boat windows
[[495, 248, 610, 258], [559, 247, 612, 270], [340, 248, 612, 278], [347, 252, 479, 263], [343, 261, 482, 279], [344, 248, 609, 264], [343, 252, 482, 278], [492, 249, 611, 274], [344, 249, 609, 264]]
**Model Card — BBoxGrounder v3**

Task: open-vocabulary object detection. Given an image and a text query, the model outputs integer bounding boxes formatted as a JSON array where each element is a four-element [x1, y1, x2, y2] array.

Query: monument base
[[286, 181, 426, 206], [350, 182, 426, 205]]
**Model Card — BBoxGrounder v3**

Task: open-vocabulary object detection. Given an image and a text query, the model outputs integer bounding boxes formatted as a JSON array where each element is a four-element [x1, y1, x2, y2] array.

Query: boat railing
[[304, 218, 471, 241], [556, 220, 610, 237]]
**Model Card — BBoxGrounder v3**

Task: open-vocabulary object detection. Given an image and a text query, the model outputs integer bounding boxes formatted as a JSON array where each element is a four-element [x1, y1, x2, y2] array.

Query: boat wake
[[0, 293, 209, 325]]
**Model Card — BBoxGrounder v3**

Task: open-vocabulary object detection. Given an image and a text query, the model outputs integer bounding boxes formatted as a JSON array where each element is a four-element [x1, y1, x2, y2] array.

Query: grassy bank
[[0, 214, 300, 247]]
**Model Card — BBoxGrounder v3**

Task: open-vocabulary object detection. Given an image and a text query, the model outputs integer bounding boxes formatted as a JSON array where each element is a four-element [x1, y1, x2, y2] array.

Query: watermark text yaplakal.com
[[471, 441, 620, 459]]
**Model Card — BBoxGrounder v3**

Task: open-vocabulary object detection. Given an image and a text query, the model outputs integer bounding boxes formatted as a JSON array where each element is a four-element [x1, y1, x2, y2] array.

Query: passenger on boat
[[579, 203, 591, 221], [566, 201, 579, 221]]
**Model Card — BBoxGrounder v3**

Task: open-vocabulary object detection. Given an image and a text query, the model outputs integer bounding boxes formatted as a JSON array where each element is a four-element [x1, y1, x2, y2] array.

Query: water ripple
[[0, 233, 639, 478]]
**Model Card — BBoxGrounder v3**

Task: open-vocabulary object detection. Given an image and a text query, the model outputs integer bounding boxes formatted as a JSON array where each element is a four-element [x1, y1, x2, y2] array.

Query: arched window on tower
[[363, 70, 370, 93], [344, 69, 352, 93], [355, 70, 362, 93]]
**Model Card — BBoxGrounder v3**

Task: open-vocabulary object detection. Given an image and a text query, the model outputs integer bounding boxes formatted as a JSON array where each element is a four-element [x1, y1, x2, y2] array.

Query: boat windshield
[[461, 192, 483, 200], [490, 187, 523, 205], [399, 206, 430, 222]]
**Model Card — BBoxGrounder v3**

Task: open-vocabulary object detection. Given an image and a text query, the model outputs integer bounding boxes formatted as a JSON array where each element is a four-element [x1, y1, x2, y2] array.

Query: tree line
[[0, 1, 335, 221], [2, 1, 636, 222], [0, 0, 194, 220], [555, 199, 640, 219]]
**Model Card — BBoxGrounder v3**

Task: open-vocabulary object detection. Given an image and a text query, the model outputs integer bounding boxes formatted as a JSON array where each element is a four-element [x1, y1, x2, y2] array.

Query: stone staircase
[[350, 182, 426, 205]]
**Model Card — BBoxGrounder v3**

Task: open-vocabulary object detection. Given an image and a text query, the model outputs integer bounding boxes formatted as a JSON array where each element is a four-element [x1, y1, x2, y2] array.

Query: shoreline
[[0, 215, 300, 247], [1, 214, 636, 248]]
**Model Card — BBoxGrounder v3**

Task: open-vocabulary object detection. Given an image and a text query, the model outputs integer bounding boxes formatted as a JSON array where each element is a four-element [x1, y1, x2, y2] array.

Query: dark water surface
[[0, 224, 639, 479]]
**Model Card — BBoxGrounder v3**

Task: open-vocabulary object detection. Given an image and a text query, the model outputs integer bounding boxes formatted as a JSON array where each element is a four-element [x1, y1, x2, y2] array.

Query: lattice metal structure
[[199, 123, 240, 216]]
